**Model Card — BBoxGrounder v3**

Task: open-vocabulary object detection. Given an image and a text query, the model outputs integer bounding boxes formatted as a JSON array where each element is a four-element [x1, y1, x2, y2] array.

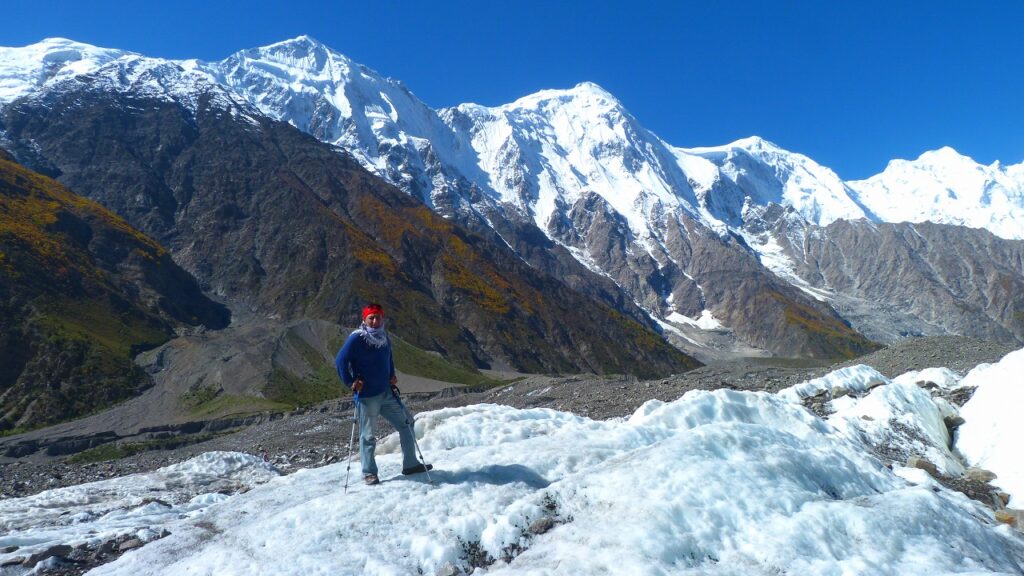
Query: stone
[[1, 557, 25, 567], [25, 544, 72, 567], [943, 415, 966, 429], [66, 546, 92, 563], [528, 517, 556, 535], [996, 492, 1012, 507], [435, 562, 460, 576], [117, 538, 144, 552], [995, 509, 1022, 528], [0, 546, 18, 554], [965, 468, 997, 483], [866, 379, 887, 391], [906, 456, 938, 478]]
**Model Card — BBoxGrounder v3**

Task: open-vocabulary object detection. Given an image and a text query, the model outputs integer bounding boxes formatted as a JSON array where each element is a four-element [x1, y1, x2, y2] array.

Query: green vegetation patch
[[391, 335, 504, 387], [186, 392, 292, 418], [264, 365, 341, 409], [765, 290, 880, 359], [68, 433, 223, 464], [36, 297, 168, 359]]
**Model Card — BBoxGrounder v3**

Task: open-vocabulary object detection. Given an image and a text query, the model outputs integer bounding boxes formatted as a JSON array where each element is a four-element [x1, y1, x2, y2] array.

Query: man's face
[[365, 313, 383, 328]]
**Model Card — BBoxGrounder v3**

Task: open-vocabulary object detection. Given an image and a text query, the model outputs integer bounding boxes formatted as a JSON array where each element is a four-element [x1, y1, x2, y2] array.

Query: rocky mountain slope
[[745, 209, 1024, 344], [0, 150, 229, 432], [185, 38, 878, 359], [180, 36, 1022, 356], [3, 37, 1021, 361], [0, 43, 697, 379]]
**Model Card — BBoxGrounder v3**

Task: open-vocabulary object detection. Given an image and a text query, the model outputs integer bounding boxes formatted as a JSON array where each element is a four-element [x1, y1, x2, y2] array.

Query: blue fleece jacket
[[335, 331, 395, 398]]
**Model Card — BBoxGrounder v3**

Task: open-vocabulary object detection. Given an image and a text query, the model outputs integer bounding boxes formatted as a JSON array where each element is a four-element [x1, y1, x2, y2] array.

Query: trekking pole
[[392, 387, 433, 485], [343, 393, 360, 494]]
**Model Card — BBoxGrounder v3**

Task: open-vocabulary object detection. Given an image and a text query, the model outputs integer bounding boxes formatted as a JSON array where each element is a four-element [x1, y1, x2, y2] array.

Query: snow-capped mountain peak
[[500, 81, 621, 112], [443, 80, 705, 235], [0, 38, 128, 103], [681, 136, 871, 227], [848, 146, 1024, 239], [190, 36, 477, 211], [221, 34, 353, 81]]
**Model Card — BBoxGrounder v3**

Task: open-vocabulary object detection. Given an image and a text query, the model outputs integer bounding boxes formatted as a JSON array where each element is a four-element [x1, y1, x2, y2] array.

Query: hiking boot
[[364, 473, 380, 485], [401, 463, 433, 476]]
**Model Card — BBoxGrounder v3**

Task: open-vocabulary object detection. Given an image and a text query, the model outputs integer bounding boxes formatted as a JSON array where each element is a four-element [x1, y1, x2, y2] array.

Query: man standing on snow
[[335, 303, 431, 485]]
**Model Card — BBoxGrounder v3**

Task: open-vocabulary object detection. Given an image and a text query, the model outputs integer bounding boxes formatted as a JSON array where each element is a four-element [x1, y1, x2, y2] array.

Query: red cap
[[362, 303, 384, 321]]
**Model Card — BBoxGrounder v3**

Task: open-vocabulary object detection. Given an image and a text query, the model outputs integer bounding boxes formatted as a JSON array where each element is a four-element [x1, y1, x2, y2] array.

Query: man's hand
[[353, 377, 364, 393]]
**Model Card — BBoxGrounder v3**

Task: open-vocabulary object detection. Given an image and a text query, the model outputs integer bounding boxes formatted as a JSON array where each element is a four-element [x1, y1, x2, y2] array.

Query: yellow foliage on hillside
[[0, 155, 166, 274]]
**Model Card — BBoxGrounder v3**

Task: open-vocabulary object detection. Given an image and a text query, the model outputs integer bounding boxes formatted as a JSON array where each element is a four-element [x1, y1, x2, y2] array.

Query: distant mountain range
[[0, 35, 698, 417], [2, 37, 1022, 369]]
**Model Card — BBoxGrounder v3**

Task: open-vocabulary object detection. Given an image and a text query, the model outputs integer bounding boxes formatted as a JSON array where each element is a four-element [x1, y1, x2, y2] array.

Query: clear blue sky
[[6, 0, 1023, 179]]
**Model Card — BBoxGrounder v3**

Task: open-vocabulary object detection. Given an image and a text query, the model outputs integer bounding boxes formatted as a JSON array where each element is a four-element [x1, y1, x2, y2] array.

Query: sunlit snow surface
[[848, 148, 1024, 240], [3, 352, 1024, 575], [957, 348, 1024, 508]]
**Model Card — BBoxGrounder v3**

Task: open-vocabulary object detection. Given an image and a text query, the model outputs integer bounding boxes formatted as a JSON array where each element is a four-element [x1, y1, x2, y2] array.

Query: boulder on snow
[[435, 562, 460, 576], [943, 414, 966, 430], [906, 456, 938, 478], [24, 544, 72, 567], [529, 517, 556, 535], [965, 467, 998, 483], [117, 538, 144, 552], [995, 509, 1023, 529]]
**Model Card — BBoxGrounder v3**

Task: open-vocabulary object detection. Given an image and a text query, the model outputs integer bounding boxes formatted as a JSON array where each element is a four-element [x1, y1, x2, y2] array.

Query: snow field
[[957, 348, 1024, 507], [2, 351, 1024, 574]]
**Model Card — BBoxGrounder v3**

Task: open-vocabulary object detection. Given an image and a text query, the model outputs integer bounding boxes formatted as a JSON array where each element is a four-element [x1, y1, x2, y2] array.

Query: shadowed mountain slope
[[0, 150, 229, 431], [0, 73, 698, 378]]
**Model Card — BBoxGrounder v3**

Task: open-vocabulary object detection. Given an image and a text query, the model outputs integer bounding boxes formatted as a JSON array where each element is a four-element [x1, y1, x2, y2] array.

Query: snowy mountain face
[[444, 83, 704, 234], [0, 38, 124, 103], [192, 36, 485, 215], [682, 136, 872, 228], [201, 39, 1022, 355], [3, 36, 1022, 357], [0, 38, 263, 134], [847, 147, 1024, 240]]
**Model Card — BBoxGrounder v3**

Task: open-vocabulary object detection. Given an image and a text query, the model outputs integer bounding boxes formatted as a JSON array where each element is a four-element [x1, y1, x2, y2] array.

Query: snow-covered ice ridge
[[0, 38, 263, 125], [201, 36, 1024, 241], [2, 348, 1023, 575]]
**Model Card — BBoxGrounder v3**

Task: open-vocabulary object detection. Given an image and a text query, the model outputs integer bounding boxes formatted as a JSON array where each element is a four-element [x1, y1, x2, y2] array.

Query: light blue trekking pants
[[357, 391, 419, 476]]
